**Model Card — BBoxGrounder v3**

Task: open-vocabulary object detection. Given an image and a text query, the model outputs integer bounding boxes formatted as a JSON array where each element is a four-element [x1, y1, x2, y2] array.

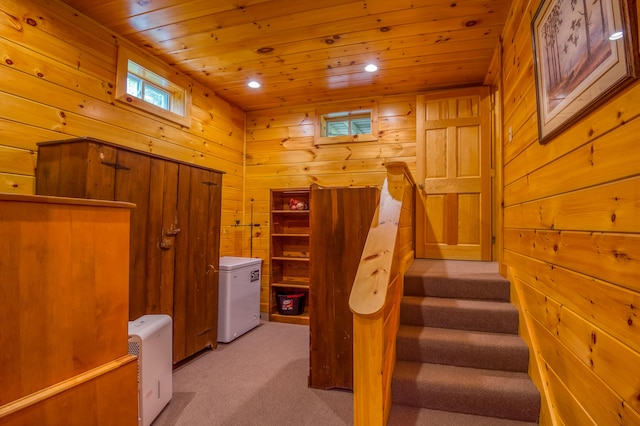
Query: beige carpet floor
[[152, 319, 353, 426]]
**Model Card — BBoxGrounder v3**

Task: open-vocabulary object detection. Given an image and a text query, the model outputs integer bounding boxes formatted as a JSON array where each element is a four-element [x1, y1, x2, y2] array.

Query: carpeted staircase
[[388, 259, 540, 425]]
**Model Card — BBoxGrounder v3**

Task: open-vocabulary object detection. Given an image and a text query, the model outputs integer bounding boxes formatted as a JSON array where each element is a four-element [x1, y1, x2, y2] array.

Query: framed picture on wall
[[531, 0, 639, 144]]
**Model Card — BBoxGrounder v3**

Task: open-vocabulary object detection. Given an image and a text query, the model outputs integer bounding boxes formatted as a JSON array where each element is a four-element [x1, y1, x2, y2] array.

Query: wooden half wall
[[499, 0, 640, 424], [0, 0, 246, 257]]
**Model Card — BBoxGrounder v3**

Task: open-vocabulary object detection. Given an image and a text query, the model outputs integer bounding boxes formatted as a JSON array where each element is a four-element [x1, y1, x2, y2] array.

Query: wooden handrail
[[349, 162, 415, 425]]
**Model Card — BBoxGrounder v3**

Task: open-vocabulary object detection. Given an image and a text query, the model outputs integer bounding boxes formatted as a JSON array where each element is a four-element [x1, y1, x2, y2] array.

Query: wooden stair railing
[[349, 162, 415, 426]]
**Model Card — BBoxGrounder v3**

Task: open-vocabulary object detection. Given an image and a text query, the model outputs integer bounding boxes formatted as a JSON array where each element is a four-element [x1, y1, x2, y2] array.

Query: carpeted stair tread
[[403, 272, 510, 301], [396, 325, 529, 372], [392, 360, 540, 422], [400, 295, 519, 334], [388, 404, 539, 426], [403, 259, 508, 301]]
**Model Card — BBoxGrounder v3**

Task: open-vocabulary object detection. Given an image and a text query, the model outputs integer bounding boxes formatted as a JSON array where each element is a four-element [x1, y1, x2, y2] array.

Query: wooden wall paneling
[[558, 308, 640, 413], [0, 145, 36, 176], [543, 366, 596, 426], [0, 173, 33, 195], [0, 119, 63, 151], [505, 228, 640, 292], [0, 35, 113, 104], [529, 308, 640, 425], [505, 251, 640, 354], [0, 67, 238, 172], [508, 267, 555, 425], [504, 83, 640, 186], [1, 0, 116, 81], [504, 121, 640, 206], [504, 176, 640, 233]]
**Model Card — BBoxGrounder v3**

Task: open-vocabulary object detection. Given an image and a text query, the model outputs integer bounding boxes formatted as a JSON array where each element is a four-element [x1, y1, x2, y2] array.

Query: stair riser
[[400, 304, 519, 334], [391, 376, 540, 422], [396, 336, 529, 372]]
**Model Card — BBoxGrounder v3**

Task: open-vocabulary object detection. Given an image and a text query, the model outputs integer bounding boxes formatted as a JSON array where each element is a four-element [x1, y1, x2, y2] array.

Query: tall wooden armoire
[[35, 137, 223, 363], [309, 184, 379, 390]]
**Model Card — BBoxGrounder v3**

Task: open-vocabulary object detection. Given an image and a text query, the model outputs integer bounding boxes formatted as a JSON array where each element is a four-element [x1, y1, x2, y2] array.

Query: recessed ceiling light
[[365, 64, 378, 72], [609, 31, 623, 40], [247, 81, 261, 88]]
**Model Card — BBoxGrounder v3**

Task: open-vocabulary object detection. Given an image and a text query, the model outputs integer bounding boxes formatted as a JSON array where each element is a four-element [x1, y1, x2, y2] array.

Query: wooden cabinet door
[[415, 87, 492, 260], [113, 149, 152, 320], [173, 165, 222, 362], [147, 158, 180, 316], [309, 185, 379, 390]]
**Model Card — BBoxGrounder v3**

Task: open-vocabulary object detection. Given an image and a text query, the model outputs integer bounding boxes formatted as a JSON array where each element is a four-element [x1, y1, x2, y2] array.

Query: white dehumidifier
[[128, 314, 173, 426]]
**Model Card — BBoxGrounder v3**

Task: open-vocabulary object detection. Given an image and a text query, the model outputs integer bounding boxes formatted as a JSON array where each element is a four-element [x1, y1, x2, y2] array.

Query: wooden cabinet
[[0, 194, 137, 425], [308, 185, 379, 390], [269, 188, 311, 325], [35, 137, 223, 363]]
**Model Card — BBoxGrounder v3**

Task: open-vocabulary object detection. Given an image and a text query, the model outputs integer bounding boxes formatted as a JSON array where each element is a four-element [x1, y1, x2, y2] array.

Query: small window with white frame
[[315, 101, 378, 145], [116, 44, 192, 127], [324, 110, 372, 136]]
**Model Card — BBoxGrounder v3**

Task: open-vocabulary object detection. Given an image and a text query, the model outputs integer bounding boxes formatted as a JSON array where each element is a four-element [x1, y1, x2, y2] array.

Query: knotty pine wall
[[0, 0, 246, 257], [245, 98, 417, 311], [500, 0, 640, 424]]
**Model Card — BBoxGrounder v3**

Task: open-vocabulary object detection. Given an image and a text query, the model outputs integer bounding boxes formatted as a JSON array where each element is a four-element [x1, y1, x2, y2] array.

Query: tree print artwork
[[540, 0, 612, 112]]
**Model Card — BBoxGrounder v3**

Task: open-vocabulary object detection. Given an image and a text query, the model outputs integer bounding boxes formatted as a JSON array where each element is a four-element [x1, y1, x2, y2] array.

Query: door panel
[[174, 165, 222, 362], [146, 158, 179, 316], [114, 149, 152, 320], [416, 87, 491, 260]]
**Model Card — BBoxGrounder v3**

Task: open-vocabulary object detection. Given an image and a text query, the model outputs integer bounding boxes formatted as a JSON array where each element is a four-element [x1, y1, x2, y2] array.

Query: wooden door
[[173, 165, 222, 362], [415, 87, 491, 260], [309, 185, 379, 390]]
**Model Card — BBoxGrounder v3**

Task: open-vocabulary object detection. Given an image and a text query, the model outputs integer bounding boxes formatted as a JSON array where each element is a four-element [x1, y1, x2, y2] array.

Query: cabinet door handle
[[201, 181, 218, 186], [101, 161, 130, 171]]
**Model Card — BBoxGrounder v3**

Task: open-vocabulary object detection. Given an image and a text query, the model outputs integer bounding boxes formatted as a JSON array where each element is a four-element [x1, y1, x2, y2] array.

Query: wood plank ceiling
[[59, 0, 512, 111]]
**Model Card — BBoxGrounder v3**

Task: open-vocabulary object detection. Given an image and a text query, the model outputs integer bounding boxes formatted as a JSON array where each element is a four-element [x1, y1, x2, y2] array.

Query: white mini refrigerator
[[128, 314, 172, 426], [218, 256, 262, 343]]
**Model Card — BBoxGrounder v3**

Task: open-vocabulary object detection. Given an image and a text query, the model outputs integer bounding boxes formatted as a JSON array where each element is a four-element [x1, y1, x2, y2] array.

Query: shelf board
[[271, 256, 309, 261], [269, 312, 309, 326], [271, 233, 309, 237], [272, 282, 309, 289], [272, 210, 309, 214]]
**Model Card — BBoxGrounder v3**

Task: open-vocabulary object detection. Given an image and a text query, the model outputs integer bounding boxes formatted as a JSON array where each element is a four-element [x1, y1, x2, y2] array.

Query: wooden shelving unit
[[269, 188, 310, 325]]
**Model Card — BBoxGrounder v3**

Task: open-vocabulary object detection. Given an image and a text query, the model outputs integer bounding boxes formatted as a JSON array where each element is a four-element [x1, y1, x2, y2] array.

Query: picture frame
[[531, 0, 639, 144]]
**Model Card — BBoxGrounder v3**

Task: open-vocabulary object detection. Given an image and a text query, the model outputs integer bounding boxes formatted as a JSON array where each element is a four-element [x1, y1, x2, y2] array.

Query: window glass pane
[[351, 118, 370, 134], [327, 121, 349, 136], [126, 74, 142, 98], [143, 83, 170, 110]]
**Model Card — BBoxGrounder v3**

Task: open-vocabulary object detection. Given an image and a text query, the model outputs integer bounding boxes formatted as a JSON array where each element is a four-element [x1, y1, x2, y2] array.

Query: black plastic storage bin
[[276, 292, 305, 315]]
